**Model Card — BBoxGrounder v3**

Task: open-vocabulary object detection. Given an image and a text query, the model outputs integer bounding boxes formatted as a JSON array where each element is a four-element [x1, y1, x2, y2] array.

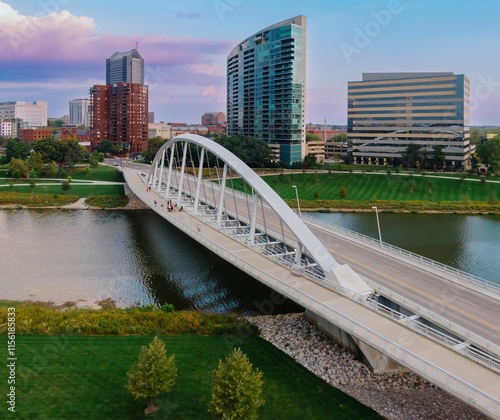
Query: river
[[0, 209, 498, 313]]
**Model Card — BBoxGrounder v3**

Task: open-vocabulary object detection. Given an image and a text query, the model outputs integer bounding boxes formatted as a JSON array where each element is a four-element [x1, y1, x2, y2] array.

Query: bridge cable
[[229, 169, 240, 226]]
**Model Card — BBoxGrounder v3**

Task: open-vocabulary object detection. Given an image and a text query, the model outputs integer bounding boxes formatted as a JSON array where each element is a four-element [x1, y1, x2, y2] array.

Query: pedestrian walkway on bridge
[[123, 166, 500, 419]]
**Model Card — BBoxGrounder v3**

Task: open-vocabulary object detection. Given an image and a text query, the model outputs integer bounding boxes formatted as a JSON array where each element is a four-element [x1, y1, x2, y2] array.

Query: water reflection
[[0, 209, 301, 314], [308, 212, 500, 284]]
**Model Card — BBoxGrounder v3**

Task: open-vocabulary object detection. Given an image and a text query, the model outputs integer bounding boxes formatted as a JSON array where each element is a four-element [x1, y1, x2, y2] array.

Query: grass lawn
[[68, 165, 125, 183], [234, 172, 499, 203], [0, 334, 380, 419], [8, 184, 125, 197]]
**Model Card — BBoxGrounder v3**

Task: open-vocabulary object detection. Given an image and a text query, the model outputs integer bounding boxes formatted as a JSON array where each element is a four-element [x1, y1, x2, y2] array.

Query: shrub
[[161, 303, 174, 313]]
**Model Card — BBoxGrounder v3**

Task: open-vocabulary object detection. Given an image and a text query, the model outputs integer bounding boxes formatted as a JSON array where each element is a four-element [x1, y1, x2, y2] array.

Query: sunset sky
[[1, 0, 499, 125]]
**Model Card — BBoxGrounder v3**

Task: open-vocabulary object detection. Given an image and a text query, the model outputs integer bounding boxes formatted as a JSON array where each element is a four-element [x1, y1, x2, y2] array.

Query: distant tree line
[[2, 137, 92, 179]]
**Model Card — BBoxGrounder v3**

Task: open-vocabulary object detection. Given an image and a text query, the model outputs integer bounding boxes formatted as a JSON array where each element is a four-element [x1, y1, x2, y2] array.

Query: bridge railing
[[313, 272, 500, 373], [145, 173, 500, 373], [169, 215, 498, 418], [363, 277, 500, 360], [133, 173, 499, 418], [300, 213, 500, 295]]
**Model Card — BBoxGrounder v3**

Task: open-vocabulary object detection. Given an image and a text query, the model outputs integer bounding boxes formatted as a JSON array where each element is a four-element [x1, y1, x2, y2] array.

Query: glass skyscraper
[[227, 16, 306, 166], [348, 72, 471, 169], [106, 49, 144, 85]]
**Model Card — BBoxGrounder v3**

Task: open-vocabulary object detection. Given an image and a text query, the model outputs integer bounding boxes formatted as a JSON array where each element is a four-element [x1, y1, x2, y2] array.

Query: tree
[[61, 180, 71, 193], [44, 161, 60, 178], [216, 135, 273, 168], [9, 158, 29, 178], [89, 155, 99, 168], [28, 151, 44, 175], [144, 136, 168, 163], [401, 143, 423, 168], [6, 139, 31, 162], [431, 145, 446, 169], [95, 139, 114, 154], [126, 336, 177, 414], [208, 348, 264, 420], [302, 153, 317, 169], [32, 138, 64, 164], [476, 137, 500, 173], [306, 132, 322, 142], [63, 139, 86, 167], [329, 133, 348, 143]]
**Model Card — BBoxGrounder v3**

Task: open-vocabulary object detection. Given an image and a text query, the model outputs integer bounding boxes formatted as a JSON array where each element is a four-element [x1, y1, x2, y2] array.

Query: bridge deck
[[123, 167, 500, 417]]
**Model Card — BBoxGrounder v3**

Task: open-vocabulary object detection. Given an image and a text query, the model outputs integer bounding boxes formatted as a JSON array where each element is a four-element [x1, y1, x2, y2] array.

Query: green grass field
[[7, 184, 125, 197], [232, 172, 499, 203], [0, 334, 380, 419], [67, 165, 125, 183]]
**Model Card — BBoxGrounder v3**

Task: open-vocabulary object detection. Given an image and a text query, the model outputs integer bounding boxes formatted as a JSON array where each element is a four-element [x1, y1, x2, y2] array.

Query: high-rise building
[[106, 49, 144, 85], [0, 101, 48, 127], [69, 98, 90, 127], [227, 16, 307, 166], [89, 83, 149, 154], [90, 49, 149, 154], [348, 72, 471, 169]]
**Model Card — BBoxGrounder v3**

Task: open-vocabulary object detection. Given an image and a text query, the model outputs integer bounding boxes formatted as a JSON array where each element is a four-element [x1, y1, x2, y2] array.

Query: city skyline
[[1, 0, 499, 125]]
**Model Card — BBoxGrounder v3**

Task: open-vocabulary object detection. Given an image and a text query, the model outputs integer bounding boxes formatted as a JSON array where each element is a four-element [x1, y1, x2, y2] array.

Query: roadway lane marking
[[454, 296, 479, 308], [331, 248, 500, 334], [384, 264, 401, 273]]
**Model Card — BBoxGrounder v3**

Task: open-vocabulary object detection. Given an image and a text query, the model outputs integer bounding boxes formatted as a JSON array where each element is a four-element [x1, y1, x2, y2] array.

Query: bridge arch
[[148, 134, 340, 279]]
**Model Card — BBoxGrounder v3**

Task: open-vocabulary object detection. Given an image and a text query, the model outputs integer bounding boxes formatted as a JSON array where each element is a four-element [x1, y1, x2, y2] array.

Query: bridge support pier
[[304, 309, 406, 373]]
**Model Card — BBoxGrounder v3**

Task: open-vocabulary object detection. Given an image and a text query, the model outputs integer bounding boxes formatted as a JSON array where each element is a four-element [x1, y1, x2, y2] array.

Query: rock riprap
[[247, 313, 487, 420]]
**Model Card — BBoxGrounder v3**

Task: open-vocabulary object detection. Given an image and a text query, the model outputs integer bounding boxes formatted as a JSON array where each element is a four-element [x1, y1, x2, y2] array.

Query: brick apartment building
[[20, 128, 53, 143], [89, 83, 148, 154]]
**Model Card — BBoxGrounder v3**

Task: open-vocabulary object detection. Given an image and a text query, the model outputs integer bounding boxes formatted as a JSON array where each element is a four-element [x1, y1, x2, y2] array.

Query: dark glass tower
[[106, 49, 144, 85], [227, 16, 306, 166]]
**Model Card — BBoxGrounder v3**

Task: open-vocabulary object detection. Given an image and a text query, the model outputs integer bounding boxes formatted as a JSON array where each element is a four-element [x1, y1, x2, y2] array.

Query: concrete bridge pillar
[[304, 309, 406, 373]]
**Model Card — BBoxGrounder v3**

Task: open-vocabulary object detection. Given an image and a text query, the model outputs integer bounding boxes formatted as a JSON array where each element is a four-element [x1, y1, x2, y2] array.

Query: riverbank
[[249, 313, 487, 420]]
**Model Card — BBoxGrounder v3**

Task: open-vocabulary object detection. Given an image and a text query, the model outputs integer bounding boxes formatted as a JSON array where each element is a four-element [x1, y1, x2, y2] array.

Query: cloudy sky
[[0, 0, 499, 125]]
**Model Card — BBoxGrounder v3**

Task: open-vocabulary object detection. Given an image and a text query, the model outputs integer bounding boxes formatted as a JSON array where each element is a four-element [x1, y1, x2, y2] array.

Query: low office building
[[148, 123, 171, 140], [348, 72, 471, 169]]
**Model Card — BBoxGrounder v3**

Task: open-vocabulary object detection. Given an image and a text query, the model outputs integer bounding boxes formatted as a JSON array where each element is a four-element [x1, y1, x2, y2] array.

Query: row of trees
[[3, 138, 104, 179], [142, 134, 275, 169], [127, 337, 264, 418]]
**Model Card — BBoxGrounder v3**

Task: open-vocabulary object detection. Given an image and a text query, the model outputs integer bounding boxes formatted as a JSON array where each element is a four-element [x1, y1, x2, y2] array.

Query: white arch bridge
[[121, 134, 500, 418], [146, 133, 369, 293]]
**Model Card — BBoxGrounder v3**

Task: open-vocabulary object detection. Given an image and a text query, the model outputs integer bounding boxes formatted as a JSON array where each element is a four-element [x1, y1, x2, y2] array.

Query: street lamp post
[[292, 185, 301, 217], [372, 206, 382, 246]]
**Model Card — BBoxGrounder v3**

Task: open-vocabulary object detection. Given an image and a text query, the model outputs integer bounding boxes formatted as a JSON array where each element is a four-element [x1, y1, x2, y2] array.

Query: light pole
[[372, 206, 382, 246], [292, 185, 301, 217]]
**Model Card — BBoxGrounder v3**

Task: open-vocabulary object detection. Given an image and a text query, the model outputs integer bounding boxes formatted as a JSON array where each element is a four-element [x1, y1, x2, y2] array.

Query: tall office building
[[227, 16, 307, 166], [0, 101, 48, 127], [90, 49, 148, 154], [69, 98, 90, 127], [348, 73, 471, 169], [106, 49, 144, 85]]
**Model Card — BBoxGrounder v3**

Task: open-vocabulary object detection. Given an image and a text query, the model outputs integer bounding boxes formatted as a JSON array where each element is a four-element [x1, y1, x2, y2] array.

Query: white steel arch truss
[[148, 134, 340, 280]]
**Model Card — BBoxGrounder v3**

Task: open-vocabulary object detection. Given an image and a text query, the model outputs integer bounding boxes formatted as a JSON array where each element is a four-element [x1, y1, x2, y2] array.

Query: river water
[[0, 209, 498, 313]]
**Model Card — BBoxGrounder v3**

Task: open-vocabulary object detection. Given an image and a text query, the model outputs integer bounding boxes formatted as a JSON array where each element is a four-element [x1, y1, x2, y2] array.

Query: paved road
[[129, 162, 500, 351]]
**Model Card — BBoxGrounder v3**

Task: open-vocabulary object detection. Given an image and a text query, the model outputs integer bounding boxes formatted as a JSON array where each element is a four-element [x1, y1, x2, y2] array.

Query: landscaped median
[[0, 302, 381, 419]]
